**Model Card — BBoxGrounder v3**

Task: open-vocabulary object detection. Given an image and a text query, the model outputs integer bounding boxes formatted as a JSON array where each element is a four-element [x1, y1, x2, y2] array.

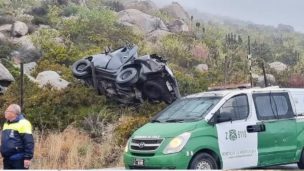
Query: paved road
[[103, 164, 298, 170], [264, 164, 297, 169]]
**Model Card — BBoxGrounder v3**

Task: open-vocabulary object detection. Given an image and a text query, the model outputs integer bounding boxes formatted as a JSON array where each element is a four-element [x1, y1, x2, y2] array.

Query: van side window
[[219, 95, 249, 121], [253, 93, 294, 120]]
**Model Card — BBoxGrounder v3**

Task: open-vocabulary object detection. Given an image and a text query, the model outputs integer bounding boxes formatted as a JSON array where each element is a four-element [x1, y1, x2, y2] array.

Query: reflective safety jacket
[[1, 114, 34, 160]]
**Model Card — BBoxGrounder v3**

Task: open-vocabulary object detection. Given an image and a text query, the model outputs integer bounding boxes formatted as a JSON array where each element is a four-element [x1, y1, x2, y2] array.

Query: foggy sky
[[152, 0, 304, 33]]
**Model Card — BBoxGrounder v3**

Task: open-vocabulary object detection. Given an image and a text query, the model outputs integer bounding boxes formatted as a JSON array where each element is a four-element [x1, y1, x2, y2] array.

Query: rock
[[10, 36, 42, 63], [118, 9, 168, 34], [146, 29, 171, 42], [124, 0, 158, 15], [11, 35, 35, 48], [257, 74, 276, 87], [168, 19, 189, 33], [0, 63, 14, 83], [160, 2, 190, 23], [36, 71, 70, 90], [11, 21, 28, 37], [38, 24, 51, 30], [0, 24, 12, 33], [14, 62, 37, 75], [269, 61, 287, 72], [195, 64, 208, 72], [0, 32, 7, 42]]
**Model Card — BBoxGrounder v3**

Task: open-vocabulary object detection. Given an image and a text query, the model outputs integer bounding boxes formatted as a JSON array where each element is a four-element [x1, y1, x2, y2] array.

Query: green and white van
[[123, 87, 304, 169]]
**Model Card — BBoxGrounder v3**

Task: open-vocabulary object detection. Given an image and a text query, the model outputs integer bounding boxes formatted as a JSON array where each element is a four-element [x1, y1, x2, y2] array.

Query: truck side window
[[219, 94, 249, 121], [253, 93, 294, 120]]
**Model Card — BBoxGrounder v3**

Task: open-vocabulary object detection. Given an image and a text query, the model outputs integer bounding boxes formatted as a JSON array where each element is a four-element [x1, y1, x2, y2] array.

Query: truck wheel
[[72, 59, 91, 78], [116, 67, 138, 86], [189, 153, 219, 170], [298, 150, 304, 169]]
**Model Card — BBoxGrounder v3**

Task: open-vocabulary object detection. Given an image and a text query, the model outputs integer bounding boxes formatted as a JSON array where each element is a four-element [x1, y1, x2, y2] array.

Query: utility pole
[[247, 36, 253, 87]]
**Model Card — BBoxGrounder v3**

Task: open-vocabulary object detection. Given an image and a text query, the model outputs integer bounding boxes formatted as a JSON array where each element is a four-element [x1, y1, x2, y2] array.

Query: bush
[[0, 78, 107, 130]]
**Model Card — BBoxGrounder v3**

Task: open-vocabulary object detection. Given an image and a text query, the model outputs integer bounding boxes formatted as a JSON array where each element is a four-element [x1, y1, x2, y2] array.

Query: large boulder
[[257, 74, 276, 87], [269, 61, 287, 72], [168, 19, 189, 33], [118, 9, 168, 34], [160, 2, 190, 23], [195, 64, 208, 72], [36, 71, 70, 90], [0, 63, 14, 87], [11, 21, 28, 37], [0, 24, 12, 33], [124, 0, 158, 15]]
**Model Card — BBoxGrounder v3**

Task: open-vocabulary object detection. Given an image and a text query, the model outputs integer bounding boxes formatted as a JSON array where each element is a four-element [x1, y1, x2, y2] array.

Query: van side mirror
[[217, 114, 232, 123], [209, 111, 232, 125]]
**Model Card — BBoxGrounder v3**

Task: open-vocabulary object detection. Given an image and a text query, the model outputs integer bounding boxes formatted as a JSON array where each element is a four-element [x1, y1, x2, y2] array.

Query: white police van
[[124, 86, 304, 169]]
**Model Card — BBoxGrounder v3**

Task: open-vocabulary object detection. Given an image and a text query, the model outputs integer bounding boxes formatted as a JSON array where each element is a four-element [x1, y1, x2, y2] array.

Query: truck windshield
[[152, 97, 222, 123]]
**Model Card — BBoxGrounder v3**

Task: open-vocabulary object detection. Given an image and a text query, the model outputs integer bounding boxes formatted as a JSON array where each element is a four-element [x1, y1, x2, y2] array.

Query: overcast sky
[[152, 0, 304, 33]]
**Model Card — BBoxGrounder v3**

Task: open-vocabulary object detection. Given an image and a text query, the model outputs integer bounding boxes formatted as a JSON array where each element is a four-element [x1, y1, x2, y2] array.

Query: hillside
[[0, 0, 304, 169]]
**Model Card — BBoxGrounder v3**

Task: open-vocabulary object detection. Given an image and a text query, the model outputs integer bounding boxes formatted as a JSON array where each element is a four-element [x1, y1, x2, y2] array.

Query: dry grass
[[0, 126, 124, 169]]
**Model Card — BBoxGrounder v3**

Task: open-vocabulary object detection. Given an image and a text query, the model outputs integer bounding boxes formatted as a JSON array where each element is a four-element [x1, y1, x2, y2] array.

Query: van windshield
[[152, 97, 222, 123]]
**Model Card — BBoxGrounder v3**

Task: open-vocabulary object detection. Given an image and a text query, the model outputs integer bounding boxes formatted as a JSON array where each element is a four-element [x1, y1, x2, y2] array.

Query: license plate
[[134, 158, 144, 166]]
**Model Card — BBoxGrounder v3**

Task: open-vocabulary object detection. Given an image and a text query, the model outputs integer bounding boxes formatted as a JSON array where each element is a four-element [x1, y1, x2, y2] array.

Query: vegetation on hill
[[0, 0, 304, 168]]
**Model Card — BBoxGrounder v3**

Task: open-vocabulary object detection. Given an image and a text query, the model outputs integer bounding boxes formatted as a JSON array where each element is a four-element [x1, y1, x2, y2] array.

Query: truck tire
[[298, 150, 304, 169], [72, 59, 91, 78], [189, 153, 219, 170], [116, 67, 138, 86]]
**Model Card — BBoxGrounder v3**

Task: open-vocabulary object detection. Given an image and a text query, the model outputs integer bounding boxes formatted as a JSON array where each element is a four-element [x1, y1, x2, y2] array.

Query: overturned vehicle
[[72, 44, 180, 104]]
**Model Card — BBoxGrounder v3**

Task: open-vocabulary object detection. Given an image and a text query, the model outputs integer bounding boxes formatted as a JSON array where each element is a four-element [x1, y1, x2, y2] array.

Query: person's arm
[[20, 120, 34, 160]]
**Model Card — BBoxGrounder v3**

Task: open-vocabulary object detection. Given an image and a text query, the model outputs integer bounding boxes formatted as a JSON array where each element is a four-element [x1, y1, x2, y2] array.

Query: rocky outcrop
[[36, 71, 70, 90], [0, 63, 14, 93], [0, 63, 14, 83], [195, 64, 208, 72], [257, 74, 276, 87], [11, 21, 28, 37], [124, 0, 158, 15], [269, 61, 287, 72], [0, 24, 12, 33], [118, 9, 168, 34], [168, 19, 189, 33], [160, 2, 190, 23], [0, 32, 7, 42]]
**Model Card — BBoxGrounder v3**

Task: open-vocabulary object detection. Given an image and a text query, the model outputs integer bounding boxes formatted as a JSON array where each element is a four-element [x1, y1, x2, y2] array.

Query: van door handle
[[247, 124, 265, 133]]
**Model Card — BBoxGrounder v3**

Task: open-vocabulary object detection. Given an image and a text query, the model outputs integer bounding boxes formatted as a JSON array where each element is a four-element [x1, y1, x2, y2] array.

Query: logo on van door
[[228, 129, 237, 141], [225, 129, 247, 141]]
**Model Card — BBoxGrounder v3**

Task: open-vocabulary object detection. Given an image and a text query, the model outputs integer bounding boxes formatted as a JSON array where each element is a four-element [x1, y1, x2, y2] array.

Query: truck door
[[252, 92, 297, 166], [215, 94, 259, 169]]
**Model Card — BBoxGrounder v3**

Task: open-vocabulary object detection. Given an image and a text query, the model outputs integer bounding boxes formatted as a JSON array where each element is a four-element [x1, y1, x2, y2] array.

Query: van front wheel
[[297, 150, 304, 169], [189, 153, 219, 170]]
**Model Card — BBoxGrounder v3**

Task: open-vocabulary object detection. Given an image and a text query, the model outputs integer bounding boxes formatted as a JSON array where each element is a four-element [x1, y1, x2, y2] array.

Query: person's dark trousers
[[3, 158, 27, 170]]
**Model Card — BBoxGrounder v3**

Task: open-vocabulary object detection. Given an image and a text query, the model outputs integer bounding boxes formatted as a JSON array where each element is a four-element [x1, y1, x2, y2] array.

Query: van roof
[[184, 86, 297, 98]]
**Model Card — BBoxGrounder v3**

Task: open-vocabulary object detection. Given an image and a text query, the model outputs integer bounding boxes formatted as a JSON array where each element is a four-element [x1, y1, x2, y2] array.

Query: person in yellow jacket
[[1, 104, 34, 169]]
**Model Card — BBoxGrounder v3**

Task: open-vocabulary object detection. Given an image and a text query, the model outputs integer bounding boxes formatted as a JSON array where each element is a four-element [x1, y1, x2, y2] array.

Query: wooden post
[[20, 62, 24, 113]]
